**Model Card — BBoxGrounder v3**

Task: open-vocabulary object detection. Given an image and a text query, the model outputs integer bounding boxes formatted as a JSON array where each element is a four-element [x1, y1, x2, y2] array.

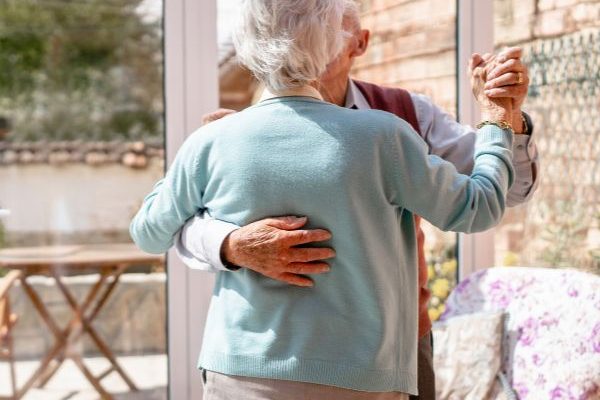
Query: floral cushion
[[440, 267, 600, 400], [433, 311, 505, 400]]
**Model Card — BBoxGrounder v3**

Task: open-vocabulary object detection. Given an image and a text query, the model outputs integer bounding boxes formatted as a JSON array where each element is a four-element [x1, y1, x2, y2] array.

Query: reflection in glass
[[0, 0, 167, 398]]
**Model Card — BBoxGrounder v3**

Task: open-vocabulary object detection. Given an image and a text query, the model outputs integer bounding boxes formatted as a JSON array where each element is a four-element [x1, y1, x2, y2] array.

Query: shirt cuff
[[200, 218, 240, 271], [513, 134, 534, 163], [179, 215, 240, 272]]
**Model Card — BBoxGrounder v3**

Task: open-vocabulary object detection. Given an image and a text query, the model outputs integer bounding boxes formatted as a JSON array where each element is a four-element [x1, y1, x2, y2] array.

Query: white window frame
[[457, 0, 496, 279], [165, 0, 219, 399], [164, 0, 497, 397]]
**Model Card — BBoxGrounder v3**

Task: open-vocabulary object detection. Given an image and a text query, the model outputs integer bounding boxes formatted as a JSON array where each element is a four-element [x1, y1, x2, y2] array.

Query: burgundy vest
[[352, 80, 433, 337]]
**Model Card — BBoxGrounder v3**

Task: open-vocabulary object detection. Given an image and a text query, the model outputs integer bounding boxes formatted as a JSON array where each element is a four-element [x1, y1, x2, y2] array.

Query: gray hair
[[233, 0, 359, 92]]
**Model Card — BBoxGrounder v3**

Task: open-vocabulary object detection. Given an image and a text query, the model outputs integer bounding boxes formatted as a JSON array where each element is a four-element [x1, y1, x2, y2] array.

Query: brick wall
[[352, 0, 458, 116], [351, 0, 600, 272], [495, 0, 600, 47], [351, 0, 600, 114]]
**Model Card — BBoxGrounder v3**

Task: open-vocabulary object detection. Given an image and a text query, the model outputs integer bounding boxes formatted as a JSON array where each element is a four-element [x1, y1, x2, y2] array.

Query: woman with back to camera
[[130, 0, 515, 398]]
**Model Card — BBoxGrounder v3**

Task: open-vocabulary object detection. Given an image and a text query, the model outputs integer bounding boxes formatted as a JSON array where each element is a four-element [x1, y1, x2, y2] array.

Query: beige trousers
[[202, 370, 409, 400]]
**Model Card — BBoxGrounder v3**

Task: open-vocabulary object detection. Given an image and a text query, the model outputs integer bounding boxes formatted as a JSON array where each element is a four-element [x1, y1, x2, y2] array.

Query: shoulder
[[352, 108, 404, 128], [348, 109, 417, 142]]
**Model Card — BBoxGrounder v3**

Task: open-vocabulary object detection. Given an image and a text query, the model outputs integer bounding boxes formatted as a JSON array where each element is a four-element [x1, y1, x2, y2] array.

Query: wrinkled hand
[[469, 53, 513, 124], [484, 47, 529, 111], [202, 108, 237, 125], [222, 216, 335, 287], [472, 47, 530, 132]]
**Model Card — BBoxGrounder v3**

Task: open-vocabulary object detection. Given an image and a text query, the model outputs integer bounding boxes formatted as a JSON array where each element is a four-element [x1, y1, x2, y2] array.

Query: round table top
[[0, 243, 163, 269]]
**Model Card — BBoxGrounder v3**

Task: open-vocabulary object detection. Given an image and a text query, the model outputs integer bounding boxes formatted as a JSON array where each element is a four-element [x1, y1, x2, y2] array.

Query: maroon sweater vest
[[353, 80, 433, 337]]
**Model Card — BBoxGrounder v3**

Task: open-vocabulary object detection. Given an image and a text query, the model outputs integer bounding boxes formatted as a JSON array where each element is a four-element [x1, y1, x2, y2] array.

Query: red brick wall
[[495, 0, 600, 47], [351, 0, 458, 116]]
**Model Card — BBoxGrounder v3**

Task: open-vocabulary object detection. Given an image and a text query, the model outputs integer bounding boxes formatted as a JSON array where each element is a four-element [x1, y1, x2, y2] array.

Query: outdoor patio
[[0, 355, 166, 400]]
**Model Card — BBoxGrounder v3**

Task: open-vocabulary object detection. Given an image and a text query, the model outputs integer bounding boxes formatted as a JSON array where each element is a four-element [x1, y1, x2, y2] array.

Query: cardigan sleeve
[[130, 131, 208, 254], [384, 118, 515, 233]]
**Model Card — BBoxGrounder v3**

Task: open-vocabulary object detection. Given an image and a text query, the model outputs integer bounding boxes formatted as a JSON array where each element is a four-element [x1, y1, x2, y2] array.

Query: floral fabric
[[440, 267, 600, 400], [433, 311, 505, 400]]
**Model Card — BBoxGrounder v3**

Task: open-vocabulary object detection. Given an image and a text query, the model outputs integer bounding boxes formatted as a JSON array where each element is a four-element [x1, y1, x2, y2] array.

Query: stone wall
[[0, 161, 164, 247]]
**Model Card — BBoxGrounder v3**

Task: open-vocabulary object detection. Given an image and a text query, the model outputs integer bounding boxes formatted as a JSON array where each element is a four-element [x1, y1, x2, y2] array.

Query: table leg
[[35, 272, 108, 388], [16, 265, 142, 399], [50, 266, 138, 393], [71, 354, 112, 400], [80, 267, 138, 391], [15, 277, 68, 398]]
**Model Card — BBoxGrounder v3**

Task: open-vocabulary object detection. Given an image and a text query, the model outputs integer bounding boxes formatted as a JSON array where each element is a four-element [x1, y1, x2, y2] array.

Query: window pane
[[353, 0, 459, 322], [493, 0, 600, 273], [0, 0, 167, 398]]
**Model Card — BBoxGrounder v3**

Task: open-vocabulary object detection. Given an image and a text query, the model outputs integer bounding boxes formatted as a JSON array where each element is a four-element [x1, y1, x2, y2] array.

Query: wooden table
[[0, 243, 164, 400]]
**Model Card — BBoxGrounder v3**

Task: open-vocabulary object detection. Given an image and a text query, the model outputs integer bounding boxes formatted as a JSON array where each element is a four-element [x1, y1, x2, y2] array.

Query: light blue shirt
[[130, 96, 514, 394]]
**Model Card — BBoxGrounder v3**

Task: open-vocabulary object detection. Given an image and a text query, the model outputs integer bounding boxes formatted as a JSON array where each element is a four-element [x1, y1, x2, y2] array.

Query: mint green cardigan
[[130, 97, 514, 395]]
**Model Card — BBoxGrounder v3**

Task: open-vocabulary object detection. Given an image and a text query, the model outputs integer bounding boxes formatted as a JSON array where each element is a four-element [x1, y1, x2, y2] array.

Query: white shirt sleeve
[[410, 92, 540, 207], [174, 214, 239, 272]]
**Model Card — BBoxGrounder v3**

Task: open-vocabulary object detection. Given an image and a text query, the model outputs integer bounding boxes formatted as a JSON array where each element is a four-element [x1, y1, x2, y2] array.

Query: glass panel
[[0, 0, 167, 398], [354, 0, 459, 322], [493, 0, 600, 273]]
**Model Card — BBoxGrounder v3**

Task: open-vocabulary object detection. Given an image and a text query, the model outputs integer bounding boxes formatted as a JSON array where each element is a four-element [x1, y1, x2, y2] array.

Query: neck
[[260, 84, 324, 102], [318, 77, 350, 106]]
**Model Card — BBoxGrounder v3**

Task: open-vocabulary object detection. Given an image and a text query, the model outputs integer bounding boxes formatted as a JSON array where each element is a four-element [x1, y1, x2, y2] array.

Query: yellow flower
[[428, 308, 441, 321], [430, 296, 440, 307], [427, 265, 435, 280], [431, 278, 451, 299], [503, 252, 519, 267], [438, 304, 446, 315], [441, 259, 457, 277]]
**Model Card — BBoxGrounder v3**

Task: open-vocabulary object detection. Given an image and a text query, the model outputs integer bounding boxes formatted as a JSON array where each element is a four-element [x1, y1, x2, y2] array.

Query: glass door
[[0, 0, 167, 398]]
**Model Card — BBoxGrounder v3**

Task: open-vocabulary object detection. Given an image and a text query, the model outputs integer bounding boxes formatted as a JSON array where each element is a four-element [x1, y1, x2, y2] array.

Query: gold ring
[[516, 72, 523, 84]]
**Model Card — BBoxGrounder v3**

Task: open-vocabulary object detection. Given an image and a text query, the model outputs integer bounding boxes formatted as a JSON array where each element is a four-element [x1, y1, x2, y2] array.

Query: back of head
[[233, 0, 359, 93]]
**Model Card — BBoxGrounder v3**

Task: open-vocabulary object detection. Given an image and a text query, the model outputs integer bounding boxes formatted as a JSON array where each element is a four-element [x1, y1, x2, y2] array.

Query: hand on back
[[222, 217, 335, 287]]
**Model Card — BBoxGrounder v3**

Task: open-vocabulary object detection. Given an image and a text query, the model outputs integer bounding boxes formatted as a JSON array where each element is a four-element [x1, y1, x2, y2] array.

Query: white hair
[[233, 0, 359, 92]]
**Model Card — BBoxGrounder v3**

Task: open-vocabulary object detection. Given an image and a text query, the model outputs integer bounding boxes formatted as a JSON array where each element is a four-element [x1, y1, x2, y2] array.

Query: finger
[[264, 216, 308, 230], [484, 72, 522, 90], [286, 262, 331, 274], [201, 109, 237, 125], [482, 53, 494, 62], [485, 87, 521, 98], [289, 247, 336, 263], [286, 229, 332, 245], [469, 53, 484, 73], [487, 59, 526, 80], [498, 46, 522, 62], [277, 273, 314, 287]]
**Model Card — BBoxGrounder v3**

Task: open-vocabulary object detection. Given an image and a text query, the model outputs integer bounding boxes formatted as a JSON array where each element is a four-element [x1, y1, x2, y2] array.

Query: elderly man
[[175, 6, 538, 400]]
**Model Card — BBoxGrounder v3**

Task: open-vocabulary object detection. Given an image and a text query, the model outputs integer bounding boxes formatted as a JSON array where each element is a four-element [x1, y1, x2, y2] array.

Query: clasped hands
[[470, 47, 530, 133]]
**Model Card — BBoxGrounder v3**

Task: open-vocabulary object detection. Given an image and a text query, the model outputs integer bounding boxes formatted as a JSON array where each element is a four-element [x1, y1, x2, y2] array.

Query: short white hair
[[233, 0, 359, 92]]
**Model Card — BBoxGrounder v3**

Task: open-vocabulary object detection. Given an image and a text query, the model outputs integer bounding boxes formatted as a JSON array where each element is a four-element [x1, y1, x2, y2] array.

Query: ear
[[350, 29, 370, 58]]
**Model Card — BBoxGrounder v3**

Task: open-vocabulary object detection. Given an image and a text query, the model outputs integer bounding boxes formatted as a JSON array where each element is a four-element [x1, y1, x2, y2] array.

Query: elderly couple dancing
[[131, 0, 539, 399]]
